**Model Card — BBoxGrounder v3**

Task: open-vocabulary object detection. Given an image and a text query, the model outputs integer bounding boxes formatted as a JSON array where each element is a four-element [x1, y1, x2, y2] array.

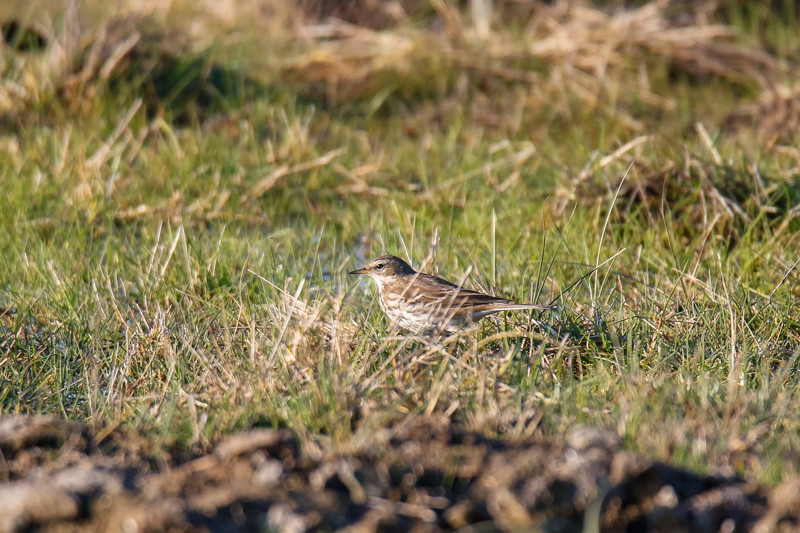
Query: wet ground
[[0, 415, 797, 532]]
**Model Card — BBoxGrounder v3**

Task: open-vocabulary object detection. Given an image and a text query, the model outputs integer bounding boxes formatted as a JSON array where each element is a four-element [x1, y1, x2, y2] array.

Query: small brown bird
[[349, 255, 552, 334]]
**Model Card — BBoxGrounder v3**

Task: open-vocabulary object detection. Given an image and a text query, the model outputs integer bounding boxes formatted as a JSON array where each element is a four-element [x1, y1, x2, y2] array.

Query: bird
[[349, 255, 552, 334]]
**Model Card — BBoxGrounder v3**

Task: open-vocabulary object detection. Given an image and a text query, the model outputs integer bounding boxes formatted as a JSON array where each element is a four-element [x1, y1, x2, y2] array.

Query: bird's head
[[349, 255, 416, 280]]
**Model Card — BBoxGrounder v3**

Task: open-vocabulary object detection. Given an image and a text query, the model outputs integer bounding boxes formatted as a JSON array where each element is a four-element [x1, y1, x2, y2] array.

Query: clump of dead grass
[[725, 83, 800, 147], [278, 0, 785, 119], [526, 0, 782, 86], [0, 4, 145, 116], [553, 132, 800, 243], [0, 0, 290, 117], [0, 0, 787, 124]]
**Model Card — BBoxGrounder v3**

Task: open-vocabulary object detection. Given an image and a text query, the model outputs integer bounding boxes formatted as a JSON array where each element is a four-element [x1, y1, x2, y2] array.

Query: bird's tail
[[499, 303, 557, 311]]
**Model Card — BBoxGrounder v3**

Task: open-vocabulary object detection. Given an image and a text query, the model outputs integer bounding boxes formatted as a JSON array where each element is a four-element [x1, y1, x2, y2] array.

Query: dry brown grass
[[0, 0, 788, 121]]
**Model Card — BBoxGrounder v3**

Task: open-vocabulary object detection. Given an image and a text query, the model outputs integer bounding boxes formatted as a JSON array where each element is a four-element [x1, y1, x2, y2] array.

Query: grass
[[1, 0, 800, 486]]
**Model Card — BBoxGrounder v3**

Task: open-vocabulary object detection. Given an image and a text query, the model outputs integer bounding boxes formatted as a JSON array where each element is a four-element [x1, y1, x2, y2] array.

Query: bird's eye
[[375, 263, 385, 270]]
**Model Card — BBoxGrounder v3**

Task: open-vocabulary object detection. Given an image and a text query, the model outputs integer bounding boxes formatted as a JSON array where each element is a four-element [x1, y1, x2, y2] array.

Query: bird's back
[[395, 272, 512, 307]]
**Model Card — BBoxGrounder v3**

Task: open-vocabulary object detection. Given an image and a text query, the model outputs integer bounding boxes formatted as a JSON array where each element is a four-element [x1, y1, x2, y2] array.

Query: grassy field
[[1, 0, 799, 486]]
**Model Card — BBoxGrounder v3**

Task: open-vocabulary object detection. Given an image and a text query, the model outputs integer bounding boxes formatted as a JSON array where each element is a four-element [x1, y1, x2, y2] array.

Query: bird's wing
[[409, 273, 513, 308]]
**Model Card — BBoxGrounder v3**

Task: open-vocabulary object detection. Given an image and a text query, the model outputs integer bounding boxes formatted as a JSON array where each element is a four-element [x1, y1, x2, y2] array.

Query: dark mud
[[0, 416, 797, 532]]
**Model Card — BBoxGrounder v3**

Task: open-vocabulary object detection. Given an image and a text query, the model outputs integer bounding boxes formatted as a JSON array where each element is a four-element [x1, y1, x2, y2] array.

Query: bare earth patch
[[0, 415, 798, 532]]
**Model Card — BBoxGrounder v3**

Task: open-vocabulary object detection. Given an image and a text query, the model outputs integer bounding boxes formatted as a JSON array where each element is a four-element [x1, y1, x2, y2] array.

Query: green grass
[[1, 0, 800, 485]]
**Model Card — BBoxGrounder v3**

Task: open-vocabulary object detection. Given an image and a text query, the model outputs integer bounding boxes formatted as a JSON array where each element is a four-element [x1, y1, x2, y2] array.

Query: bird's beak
[[349, 267, 368, 275]]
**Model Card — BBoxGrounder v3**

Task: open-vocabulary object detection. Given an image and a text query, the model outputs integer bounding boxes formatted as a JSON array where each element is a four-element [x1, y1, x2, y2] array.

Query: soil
[[0, 415, 798, 533]]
